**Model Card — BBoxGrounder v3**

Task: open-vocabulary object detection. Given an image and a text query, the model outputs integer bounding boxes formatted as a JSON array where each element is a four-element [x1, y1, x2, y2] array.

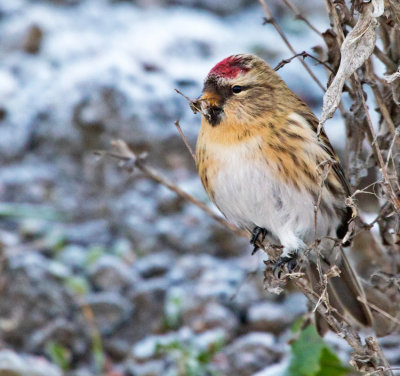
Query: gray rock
[[63, 220, 111, 245], [124, 359, 175, 376], [27, 317, 85, 354], [127, 278, 167, 340], [85, 292, 133, 335], [134, 251, 175, 279], [0, 253, 88, 355], [0, 350, 62, 376], [89, 255, 137, 292], [57, 245, 87, 269], [131, 328, 193, 361], [221, 333, 282, 376], [247, 301, 293, 334], [181, 300, 238, 338]]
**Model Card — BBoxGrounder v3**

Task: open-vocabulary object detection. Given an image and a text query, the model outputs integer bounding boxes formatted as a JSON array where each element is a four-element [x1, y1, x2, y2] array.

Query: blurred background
[[1, 0, 396, 375]]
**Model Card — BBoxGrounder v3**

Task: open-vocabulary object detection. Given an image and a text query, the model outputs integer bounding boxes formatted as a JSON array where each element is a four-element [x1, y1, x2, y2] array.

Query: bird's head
[[199, 54, 287, 127]]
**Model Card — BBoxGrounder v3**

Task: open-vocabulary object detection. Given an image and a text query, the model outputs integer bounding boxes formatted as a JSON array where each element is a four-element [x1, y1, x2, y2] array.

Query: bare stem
[[281, 0, 322, 36], [174, 120, 196, 162], [95, 140, 244, 237], [258, 0, 326, 92]]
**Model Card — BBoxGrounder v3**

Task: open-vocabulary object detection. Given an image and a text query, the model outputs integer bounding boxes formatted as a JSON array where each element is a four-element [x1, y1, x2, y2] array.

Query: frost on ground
[[1, 0, 396, 375]]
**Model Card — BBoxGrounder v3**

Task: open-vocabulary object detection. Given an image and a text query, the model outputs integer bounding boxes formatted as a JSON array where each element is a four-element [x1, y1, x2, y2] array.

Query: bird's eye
[[232, 85, 242, 94]]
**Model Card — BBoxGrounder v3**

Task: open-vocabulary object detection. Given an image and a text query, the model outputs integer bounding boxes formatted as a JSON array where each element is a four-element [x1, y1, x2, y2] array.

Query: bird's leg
[[272, 251, 298, 279], [250, 226, 268, 255]]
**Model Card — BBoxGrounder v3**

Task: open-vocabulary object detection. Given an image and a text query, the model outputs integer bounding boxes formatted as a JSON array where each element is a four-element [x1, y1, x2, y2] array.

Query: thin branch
[[274, 51, 335, 73], [354, 75, 400, 213], [373, 46, 398, 72], [95, 140, 245, 237], [258, 0, 326, 92], [357, 296, 400, 326], [281, 0, 322, 36], [174, 120, 196, 162]]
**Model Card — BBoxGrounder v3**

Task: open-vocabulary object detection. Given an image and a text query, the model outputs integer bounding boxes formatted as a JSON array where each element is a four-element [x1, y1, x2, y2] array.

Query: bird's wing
[[298, 107, 351, 197]]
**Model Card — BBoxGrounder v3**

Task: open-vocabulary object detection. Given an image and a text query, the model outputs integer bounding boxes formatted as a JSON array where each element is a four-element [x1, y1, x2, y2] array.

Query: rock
[[27, 318, 86, 355], [103, 338, 131, 361], [57, 245, 87, 269], [63, 220, 111, 245], [0, 350, 62, 376], [0, 253, 88, 356], [85, 292, 133, 335], [127, 278, 167, 340], [89, 255, 137, 292], [253, 360, 291, 376], [131, 328, 192, 361], [181, 300, 238, 337], [134, 251, 175, 279], [221, 333, 282, 376], [124, 359, 170, 376], [247, 301, 293, 334]]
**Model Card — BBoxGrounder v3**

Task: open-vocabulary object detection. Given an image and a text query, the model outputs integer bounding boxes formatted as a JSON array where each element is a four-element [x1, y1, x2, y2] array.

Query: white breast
[[209, 138, 339, 253]]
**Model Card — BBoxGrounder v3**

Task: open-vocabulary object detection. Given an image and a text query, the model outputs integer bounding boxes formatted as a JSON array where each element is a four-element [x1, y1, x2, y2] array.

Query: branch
[[258, 0, 326, 92], [174, 120, 196, 162], [274, 51, 335, 73], [353, 74, 400, 213], [95, 140, 244, 237], [281, 0, 322, 36]]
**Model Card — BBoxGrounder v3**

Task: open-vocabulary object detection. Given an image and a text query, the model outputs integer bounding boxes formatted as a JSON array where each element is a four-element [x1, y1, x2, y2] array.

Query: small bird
[[195, 54, 373, 332]]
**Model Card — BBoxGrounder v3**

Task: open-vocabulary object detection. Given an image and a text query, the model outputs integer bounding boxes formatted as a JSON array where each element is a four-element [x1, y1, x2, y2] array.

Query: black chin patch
[[206, 106, 224, 126]]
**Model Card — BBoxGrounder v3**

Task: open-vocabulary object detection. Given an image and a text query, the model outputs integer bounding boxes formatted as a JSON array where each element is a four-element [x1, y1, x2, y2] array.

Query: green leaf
[[286, 325, 351, 376], [317, 348, 350, 376], [45, 342, 71, 371]]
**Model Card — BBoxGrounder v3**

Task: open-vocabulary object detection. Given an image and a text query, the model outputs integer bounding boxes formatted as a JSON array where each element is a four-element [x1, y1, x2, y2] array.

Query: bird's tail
[[307, 247, 373, 336]]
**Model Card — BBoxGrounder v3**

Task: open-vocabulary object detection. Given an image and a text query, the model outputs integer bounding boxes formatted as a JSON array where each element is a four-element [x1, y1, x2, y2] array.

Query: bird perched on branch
[[194, 54, 373, 333]]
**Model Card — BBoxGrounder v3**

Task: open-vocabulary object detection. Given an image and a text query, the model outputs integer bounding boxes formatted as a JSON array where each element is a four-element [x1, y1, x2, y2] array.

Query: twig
[[174, 120, 196, 162], [258, 0, 326, 92], [274, 51, 335, 73], [365, 60, 400, 151], [373, 46, 397, 73], [357, 297, 400, 326], [354, 75, 400, 213], [95, 140, 244, 237], [174, 88, 205, 116], [281, 0, 322, 36]]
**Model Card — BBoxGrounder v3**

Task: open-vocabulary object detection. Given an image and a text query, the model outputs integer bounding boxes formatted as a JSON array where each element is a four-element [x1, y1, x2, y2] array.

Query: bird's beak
[[200, 90, 221, 108], [199, 90, 224, 126]]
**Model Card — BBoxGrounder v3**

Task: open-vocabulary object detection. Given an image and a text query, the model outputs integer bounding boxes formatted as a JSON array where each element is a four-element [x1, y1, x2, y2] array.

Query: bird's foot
[[272, 251, 298, 279], [250, 226, 268, 255]]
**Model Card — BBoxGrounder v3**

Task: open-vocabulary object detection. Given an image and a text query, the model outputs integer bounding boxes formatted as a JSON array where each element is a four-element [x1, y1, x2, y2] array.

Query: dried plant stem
[[100, 137, 395, 375], [353, 75, 400, 213], [96, 140, 244, 237], [274, 51, 334, 73], [174, 120, 196, 162], [358, 297, 400, 326], [365, 60, 400, 151], [373, 46, 397, 72], [281, 0, 322, 36], [258, 0, 326, 92]]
